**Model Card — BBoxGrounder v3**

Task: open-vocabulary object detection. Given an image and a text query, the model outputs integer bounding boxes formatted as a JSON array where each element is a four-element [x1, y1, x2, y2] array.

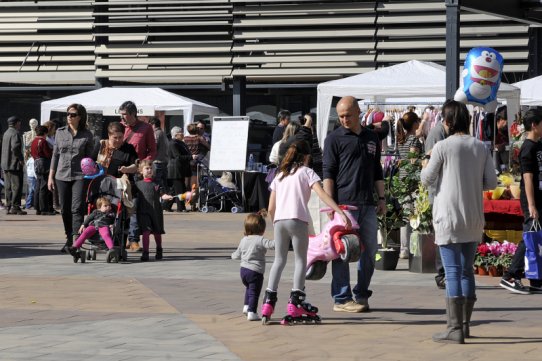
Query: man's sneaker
[[242, 305, 249, 315], [333, 300, 363, 313], [355, 298, 370, 312], [247, 312, 260, 321], [499, 278, 530, 295], [129, 242, 141, 252]]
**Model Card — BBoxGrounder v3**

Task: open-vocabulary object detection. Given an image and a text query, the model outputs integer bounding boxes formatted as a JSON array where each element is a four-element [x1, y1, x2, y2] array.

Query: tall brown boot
[[432, 297, 465, 344], [463, 297, 476, 338]]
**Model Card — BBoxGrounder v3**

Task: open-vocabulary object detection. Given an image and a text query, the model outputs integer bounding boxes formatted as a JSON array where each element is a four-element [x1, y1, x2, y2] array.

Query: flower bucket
[[478, 266, 489, 276], [488, 265, 503, 277]]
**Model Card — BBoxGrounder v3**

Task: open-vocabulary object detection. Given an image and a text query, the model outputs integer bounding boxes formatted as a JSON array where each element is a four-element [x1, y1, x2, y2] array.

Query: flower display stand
[[408, 232, 436, 273]]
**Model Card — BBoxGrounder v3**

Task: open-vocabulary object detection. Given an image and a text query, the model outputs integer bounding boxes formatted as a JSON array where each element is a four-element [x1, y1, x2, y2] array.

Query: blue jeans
[[439, 242, 478, 298], [26, 176, 36, 209], [128, 197, 140, 243], [331, 204, 377, 303], [153, 162, 168, 192]]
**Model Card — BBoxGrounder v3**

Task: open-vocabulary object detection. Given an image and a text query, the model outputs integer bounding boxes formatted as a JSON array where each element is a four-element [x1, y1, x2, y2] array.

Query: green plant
[[388, 151, 433, 235]]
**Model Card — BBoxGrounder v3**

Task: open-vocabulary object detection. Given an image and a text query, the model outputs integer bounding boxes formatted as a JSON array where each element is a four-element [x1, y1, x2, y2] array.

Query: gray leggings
[[266, 219, 309, 292]]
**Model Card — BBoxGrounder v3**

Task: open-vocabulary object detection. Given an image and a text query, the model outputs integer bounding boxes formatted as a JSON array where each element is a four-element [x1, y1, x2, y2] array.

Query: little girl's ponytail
[[278, 140, 311, 180]]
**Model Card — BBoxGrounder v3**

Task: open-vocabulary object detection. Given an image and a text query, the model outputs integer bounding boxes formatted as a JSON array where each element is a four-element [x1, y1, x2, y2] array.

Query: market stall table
[[484, 199, 523, 241]]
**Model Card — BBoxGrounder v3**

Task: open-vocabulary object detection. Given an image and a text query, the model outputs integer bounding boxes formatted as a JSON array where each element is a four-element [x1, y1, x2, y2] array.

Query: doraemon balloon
[[454, 47, 504, 113]]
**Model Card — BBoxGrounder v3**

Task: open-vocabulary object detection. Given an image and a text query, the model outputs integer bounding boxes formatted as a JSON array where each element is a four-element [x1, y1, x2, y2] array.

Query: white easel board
[[209, 116, 250, 171]]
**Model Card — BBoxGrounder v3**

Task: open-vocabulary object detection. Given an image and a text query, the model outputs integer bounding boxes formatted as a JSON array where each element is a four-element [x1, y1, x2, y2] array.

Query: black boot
[[155, 247, 163, 260], [60, 235, 73, 253], [140, 251, 149, 262], [67, 247, 81, 263], [433, 297, 465, 344], [463, 297, 476, 338]]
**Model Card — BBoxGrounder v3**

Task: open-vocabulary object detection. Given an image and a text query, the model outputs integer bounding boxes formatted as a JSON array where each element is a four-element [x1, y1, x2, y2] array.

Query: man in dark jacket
[[1, 116, 26, 215]]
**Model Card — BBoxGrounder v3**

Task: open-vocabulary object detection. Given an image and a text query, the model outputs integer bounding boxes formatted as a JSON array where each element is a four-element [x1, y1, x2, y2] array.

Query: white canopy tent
[[317, 60, 521, 149], [40, 87, 219, 130], [513, 75, 542, 106]]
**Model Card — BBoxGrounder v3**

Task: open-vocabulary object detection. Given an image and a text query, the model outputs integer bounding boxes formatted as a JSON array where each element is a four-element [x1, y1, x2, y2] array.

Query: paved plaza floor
[[0, 210, 541, 361]]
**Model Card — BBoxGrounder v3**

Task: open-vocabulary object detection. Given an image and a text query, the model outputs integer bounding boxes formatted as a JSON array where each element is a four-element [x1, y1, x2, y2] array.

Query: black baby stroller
[[196, 162, 243, 213], [78, 174, 132, 263]]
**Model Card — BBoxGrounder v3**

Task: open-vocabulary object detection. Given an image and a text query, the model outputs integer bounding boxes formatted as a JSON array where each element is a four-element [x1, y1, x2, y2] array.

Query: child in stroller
[[72, 158, 132, 263], [197, 164, 243, 213], [68, 197, 118, 263]]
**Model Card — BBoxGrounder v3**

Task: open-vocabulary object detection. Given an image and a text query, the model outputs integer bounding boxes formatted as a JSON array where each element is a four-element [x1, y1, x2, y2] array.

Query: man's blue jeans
[[25, 176, 36, 209], [128, 197, 140, 243], [153, 161, 167, 191], [439, 242, 478, 299], [331, 204, 377, 303]]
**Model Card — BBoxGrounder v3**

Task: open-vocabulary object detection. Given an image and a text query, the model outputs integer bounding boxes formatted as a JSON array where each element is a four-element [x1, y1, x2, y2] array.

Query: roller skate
[[261, 289, 277, 325], [281, 290, 321, 325]]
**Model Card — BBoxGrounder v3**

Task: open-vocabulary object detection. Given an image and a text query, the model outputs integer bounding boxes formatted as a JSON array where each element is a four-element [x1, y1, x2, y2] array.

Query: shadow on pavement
[[0, 243, 62, 259]]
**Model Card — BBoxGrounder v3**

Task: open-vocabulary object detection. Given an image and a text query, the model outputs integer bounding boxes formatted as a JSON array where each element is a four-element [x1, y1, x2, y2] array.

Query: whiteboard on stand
[[209, 116, 250, 171]]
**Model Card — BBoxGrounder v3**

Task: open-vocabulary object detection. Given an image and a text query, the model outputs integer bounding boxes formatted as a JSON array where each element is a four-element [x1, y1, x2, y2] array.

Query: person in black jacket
[[165, 126, 193, 212], [1, 116, 26, 215]]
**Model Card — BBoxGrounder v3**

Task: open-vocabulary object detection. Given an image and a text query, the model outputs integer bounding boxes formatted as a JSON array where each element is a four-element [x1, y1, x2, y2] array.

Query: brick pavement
[[1, 210, 541, 361]]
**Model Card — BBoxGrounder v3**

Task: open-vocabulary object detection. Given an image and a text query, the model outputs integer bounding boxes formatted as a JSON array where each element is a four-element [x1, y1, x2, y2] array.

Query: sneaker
[[129, 242, 141, 252], [435, 274, 446, 290], [10, 208, 27, 215], [355, 298, 370, 312], [399, 249, 409, 259], [333, 300, 363, 313], [247, 312, 260, 321], [499, 278, 530, 295], [242, 305, 249, 315]]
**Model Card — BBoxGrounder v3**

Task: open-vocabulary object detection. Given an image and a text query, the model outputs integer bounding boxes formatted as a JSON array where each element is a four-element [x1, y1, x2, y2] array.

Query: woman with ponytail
[[260, 140, 351, 324], [397, 111, 423, 177]]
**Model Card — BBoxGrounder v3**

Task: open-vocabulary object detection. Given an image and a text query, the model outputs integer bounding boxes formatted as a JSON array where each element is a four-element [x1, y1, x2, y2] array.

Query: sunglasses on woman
[[67, 112, 79, 118]]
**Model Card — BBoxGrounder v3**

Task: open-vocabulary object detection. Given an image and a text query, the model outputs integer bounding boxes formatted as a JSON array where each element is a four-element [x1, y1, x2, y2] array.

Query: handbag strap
[[529, 219, 541, 232]]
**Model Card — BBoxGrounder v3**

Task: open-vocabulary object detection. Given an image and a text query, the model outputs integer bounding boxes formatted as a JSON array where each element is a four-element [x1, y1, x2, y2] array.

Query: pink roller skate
[[261, 290, 277, 325], [281, 290, 321, 325]]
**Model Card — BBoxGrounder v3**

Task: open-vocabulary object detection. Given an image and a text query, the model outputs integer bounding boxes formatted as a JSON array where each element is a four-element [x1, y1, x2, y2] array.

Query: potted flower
[[498, 240, 517, 273], [487, 241, 504, 277], [474, 242, 491, 275], [376, 186, 404, 270], [390, 151, 436, 273]]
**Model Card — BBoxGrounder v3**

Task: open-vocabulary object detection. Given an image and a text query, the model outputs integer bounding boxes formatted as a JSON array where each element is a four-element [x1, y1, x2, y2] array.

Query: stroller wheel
[[80, 250, 87, 263], [121, 249, 128, 262], [91, 250, 97, 261], [106, 249, 119, 263], [201, 206, 209, 213]]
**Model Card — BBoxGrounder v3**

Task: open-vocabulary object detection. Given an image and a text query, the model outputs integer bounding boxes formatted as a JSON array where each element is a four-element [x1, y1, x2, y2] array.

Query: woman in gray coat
[[48, 103, 94, 252], [421, 100, 497, 344]]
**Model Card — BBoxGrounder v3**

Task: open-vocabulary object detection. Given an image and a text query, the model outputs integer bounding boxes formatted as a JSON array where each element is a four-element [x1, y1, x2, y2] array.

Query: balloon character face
[[454, 47, 504, 113]]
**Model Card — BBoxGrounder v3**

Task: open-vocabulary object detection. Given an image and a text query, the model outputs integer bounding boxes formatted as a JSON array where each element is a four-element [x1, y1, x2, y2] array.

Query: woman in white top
[[421, 100, 497, 344]]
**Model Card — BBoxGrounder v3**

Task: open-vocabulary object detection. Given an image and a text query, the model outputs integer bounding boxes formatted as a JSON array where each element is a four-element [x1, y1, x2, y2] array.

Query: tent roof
[[316, 60, 521, 149], [513, 75, 542, 106], [318, 60, 519, 99], [40, 87, 219, 123]]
